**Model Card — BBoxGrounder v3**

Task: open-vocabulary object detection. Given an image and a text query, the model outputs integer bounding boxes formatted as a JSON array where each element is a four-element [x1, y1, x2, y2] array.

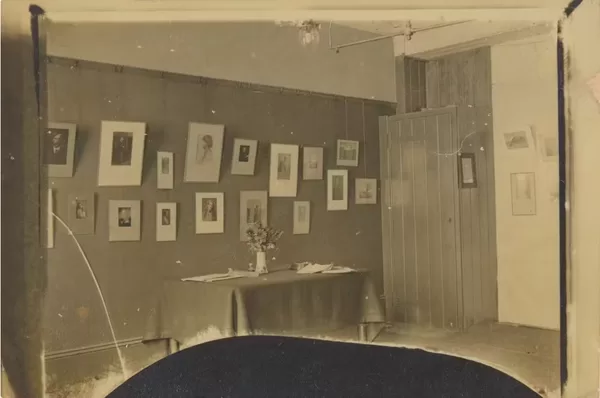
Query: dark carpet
[[108, 336, 539, 398]]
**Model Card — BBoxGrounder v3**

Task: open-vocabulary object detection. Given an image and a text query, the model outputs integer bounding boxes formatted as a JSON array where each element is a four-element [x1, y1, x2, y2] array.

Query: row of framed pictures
[[44, 121, 363, 197]]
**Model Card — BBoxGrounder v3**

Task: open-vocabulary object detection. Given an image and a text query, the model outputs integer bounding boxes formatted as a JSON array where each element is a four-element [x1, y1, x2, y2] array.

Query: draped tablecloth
[[144, 269, 384, 346]]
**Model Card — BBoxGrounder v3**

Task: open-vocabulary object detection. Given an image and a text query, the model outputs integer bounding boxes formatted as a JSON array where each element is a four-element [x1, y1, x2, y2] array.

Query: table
[[144, 269, 385, 349]]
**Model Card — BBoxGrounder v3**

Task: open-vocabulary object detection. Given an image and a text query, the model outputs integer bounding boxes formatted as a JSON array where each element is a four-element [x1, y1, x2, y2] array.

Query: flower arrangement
[[245, 222, 283, 253]]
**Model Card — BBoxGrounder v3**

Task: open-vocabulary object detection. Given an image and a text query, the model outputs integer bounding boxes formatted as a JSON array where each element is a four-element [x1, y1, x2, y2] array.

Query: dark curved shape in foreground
[[108, 336, 538, 398]]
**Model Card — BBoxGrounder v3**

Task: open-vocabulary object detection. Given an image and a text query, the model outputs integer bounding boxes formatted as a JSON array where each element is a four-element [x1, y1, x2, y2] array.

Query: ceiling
[[335, 20, 453, 35]]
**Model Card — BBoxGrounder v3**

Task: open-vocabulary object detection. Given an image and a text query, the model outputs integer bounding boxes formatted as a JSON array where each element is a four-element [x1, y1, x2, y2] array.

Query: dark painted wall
[[43, 57, 394, 353]]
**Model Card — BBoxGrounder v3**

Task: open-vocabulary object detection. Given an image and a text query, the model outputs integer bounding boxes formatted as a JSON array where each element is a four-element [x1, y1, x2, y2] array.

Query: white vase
[[256, 251, 268, 274]]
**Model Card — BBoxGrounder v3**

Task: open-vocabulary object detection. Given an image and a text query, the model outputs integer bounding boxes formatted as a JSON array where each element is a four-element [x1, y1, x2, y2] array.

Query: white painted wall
[[46, 21, 396, 102], [491, 33, 559, 330]]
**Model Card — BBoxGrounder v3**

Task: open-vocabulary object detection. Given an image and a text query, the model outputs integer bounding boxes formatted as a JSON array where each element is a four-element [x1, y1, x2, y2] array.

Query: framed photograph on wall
[[195, 193, 224, 234], [231, 138, 258, 175], [336, 139, 359, 167], [67, 193, 95, 235], [302, 146, 324, 180], [503, 128, 533, 151], [44, 122, 77, 177], [98, 121, 146, 186], [269, 144, 299, 197], [108, 200, 142, 242], [157, 151, 174, 189], [156, 202, 177, 241], [511, 172, 536, 216], [355, 178, 377, 205], [293, 201, 311, 235], [184, 123, 225, 183], [327, 170, 348, 211], [240, 191, 268, 241], [459, 153, 477, 189]]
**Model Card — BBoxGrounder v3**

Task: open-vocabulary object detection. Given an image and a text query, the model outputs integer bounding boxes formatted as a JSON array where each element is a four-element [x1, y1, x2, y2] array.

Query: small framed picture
[[67, 193, 95, 235], [503, 129, 531, 150], [184, 123, 225, 183], [156, 202, 177, 241], [44, 123, 77, 177], [195, 193, 224, 234], [108, 200, 141, 241], [302, 146, 324, 180], [240, 191, 268, 241], [231, 138, 258, 175], [355, 178, 377, 205], [293, 201, 311, 235], [459, 153, 477, 189], [511, 172, 536, 216], [327, 170, 348, 211], [98, 121, 146, 186], [336, 139, 359, 167], [269, 144, 299, 197], [539, 136, 558, 162], [157, 151, 174, 189]]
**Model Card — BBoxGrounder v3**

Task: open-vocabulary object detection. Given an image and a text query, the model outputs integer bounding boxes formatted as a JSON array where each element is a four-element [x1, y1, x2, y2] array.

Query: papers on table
[[294, 263, 357, 274], [182, 269, 259, 283], [323, 266, 356, 274]]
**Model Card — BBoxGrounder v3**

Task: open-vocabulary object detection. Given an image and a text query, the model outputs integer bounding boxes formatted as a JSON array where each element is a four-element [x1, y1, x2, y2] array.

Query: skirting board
[[44, 337, 144, 361]]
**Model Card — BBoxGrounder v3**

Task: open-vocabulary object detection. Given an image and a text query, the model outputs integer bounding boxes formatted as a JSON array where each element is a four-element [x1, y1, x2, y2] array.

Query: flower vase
[[256, 251, 268, 274]]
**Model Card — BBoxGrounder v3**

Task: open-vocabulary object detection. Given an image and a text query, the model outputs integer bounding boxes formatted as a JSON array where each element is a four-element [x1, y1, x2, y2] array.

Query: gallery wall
[[43, 57, 394, 357]]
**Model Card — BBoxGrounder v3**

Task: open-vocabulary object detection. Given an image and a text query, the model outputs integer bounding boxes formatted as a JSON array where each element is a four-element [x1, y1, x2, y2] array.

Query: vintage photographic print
[[98, 121, 146, 186], [269, 143, 299, 197], [459, 153, 477, 189], [231, 138, 258, 175], [108, 200, 141, 241], [503, 130, 531, 150], [195, 193, 224, 234], [511, 172, 537, 216], [156, 202, 177, 242], [355, 178, 377, 205], [293, 201, 311, 235], [67, 193, 95, 235], [239, 190, 268, 241], [327, 169, 348, 211], [157, 151, 174, 189], [336, 139, 360, 167], [184, 123, 225, 183], [43, 122, 77, 177], [302, 146, 324, 180]]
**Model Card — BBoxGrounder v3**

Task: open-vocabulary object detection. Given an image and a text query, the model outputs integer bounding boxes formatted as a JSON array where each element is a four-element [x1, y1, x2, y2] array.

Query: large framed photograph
[[355, 178, 377, 205], [302, 146, 324, 180], [184, 123, 225, 183], [195, 193, 224, 234], [44, 122, 77, 177], [156, 202, 177, 241], [98, 121, 146, 186], [240, 191, 268, 241], [327, 170, 348, 211], [108, 200, 141, 241], [231, 138, 258, 175], [511, 172, 536, 216], [67, 193, 95, 235], [336, 139, 359, 167], [157, 151, 174, 190], [293, 201, 311, 235], [269, 144, 299, 197]]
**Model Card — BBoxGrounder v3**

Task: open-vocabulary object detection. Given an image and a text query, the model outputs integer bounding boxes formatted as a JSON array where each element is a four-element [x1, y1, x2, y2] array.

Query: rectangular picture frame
[[156, 202, 177, 241], [269, 143, 299, 197], [44, 122, 77, 178], [98, 121, 146, 186], [355, 178, 378, 205], [240, 190, 268, 241], [511, 172, 536, 216], [184, 123, 225, 183], [231, 138, 258, 175], [336, 139, 360, 167], [157, 151, 174, 189], [293, 201, 311, 235], [302, 146, 324, 180], [108, 200, 142, 242], [67, 193, 96, 235], [458, 153, 478, 189], [327, 169, 348, 211], [195, 192, 224, 234]]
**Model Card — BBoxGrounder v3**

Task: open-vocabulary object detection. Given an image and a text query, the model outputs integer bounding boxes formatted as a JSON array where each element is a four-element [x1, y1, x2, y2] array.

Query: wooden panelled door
[[380, 107, 465, 331]]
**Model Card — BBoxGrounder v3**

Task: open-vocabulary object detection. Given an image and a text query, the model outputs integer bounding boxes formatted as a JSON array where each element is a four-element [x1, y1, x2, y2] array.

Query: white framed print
[[336, 139, 359, 167], [327, 170, 348, 211], [355, 178, 377, 205], [302, 146, 323, 180], [98, 121, 146, 186], [108, 200, 141, 241], [44, 122, 77, 177], [231, 138, 258, 175], [157, 152, 174, 189], [184, 123, 225, 183], [156, 202, 177, 241], [240, 191, 268, 241], [269, 144, 299, 197], [293, 201, 311, 235], [195, 193, 224, 234]]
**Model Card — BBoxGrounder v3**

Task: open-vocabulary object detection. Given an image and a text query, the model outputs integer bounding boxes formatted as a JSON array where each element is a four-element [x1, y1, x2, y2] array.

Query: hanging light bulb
[[298, 20, 321, 47]]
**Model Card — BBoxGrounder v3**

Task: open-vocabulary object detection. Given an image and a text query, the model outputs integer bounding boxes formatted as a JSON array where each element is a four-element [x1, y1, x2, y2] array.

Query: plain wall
[[46, 21, 396, 102], [491, 33, 560, 330]]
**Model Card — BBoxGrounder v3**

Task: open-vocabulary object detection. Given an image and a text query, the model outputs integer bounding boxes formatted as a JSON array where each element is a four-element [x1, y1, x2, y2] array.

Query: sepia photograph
[[98, 121, 146, 186], [246, 199, 262, 224], [327, 169, 348, 211], [44, 122, 78, 177], [108, 200, 141, 241], [67, 193, 95, 235], [201, 198, 217, 222], [157, 151, 174, 189], [118, 207, 132, 227], [355, 178, 377, 205], [161, 156, 170, 174], [239, 145, 250, 162], [269, 143, 299, 197], [277, 153, 291, 180], [293, 201, 311, 234], [161, 209, 171, 226], [75, 199, 88, 219], [156, 202, 177, 241], [195, 193, 224, 234], [336, 139, 360, 167], [184, 123, 225, 183], [231, 138, 258, 175], [302, 146, 324, 180], [111, 132, 134, 166], [44, 128, 68, 165], [503, 130, 530, 150], [240, 190, 268, 241]]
